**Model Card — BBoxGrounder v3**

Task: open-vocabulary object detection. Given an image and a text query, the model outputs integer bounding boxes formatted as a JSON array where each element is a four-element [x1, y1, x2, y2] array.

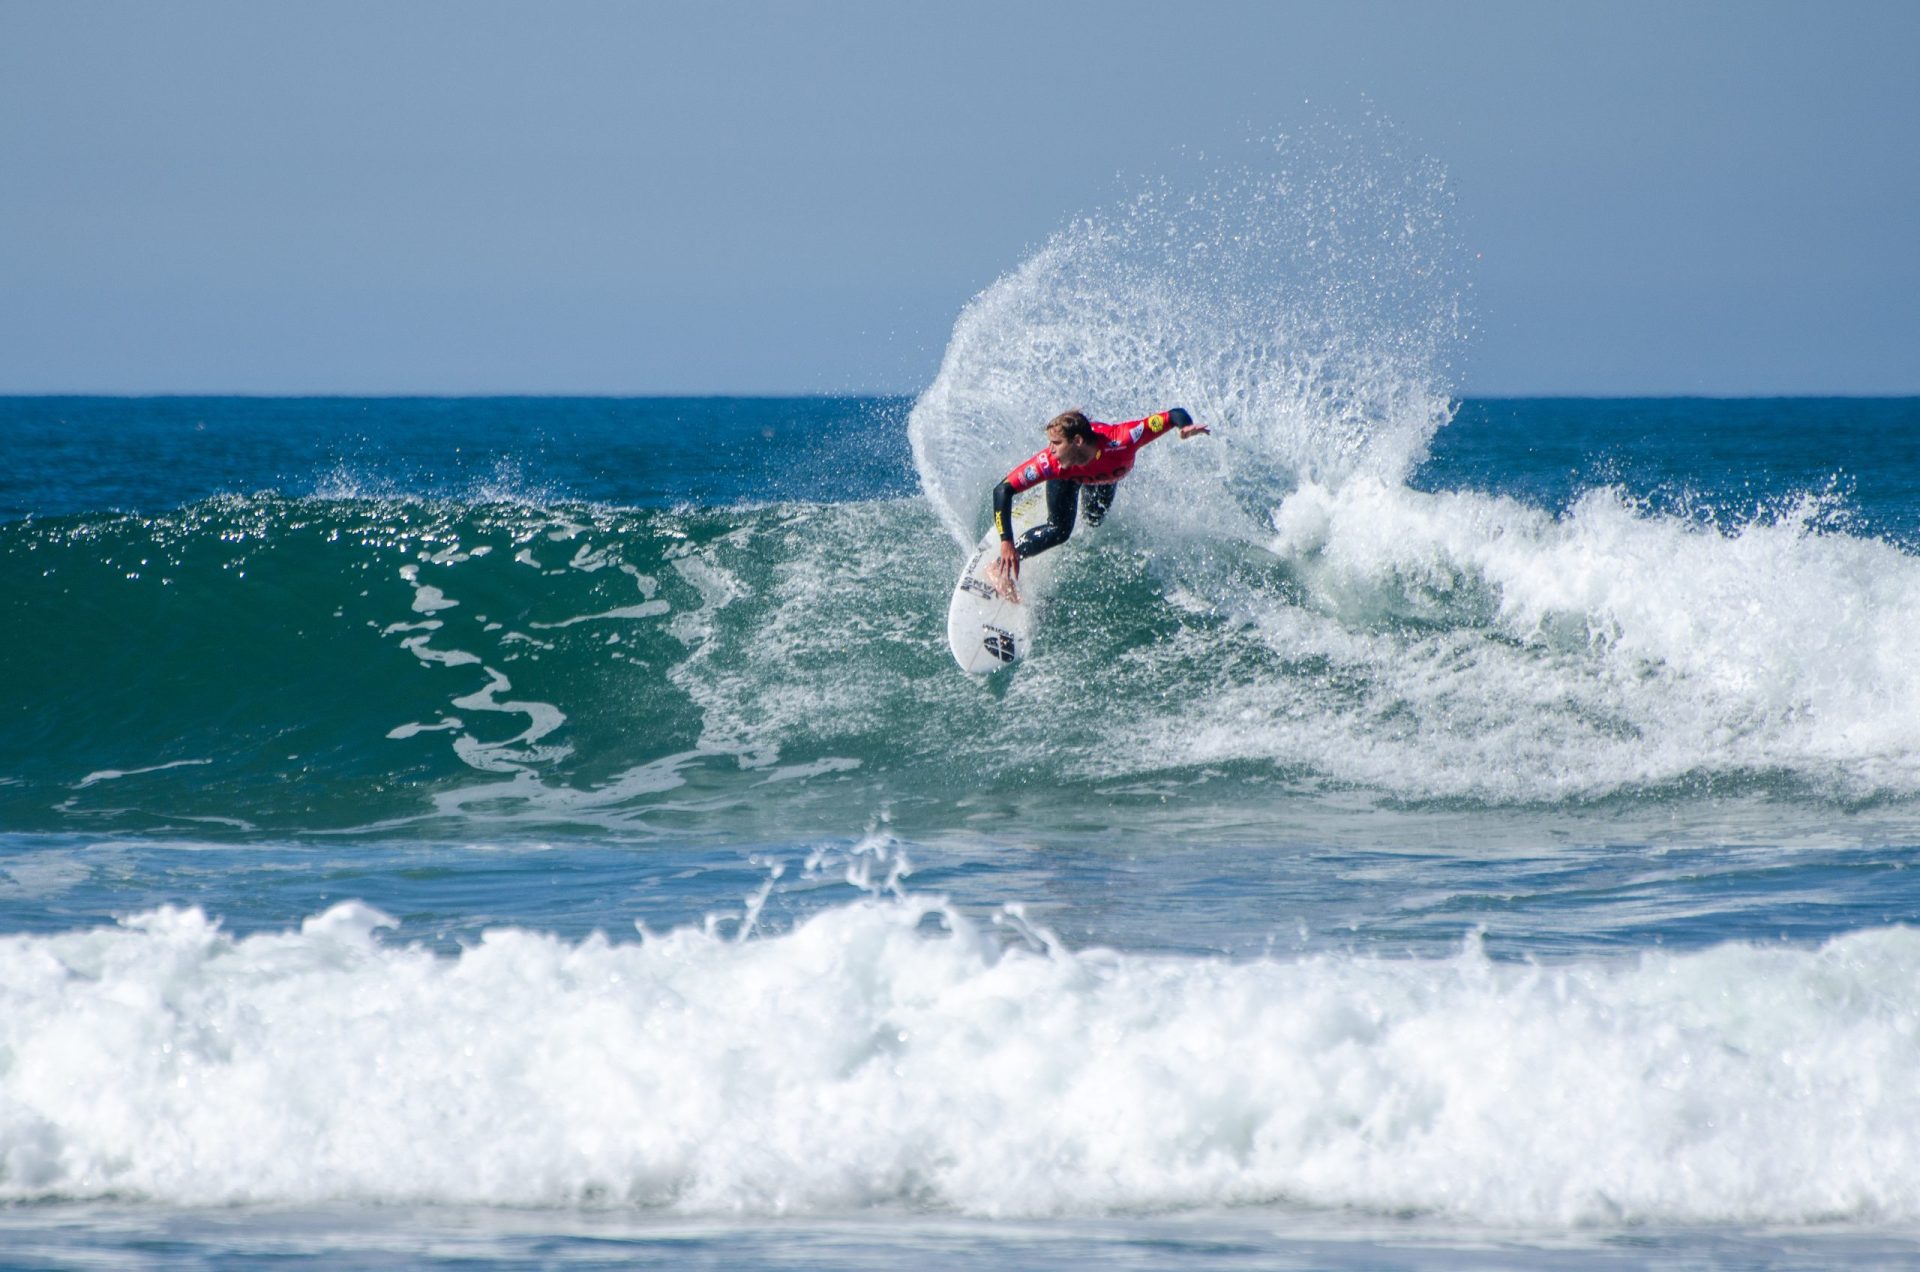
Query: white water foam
[[1, 893, 1916, 1222], [74, 760, 213, 789], [1214, 479, 1920, 797], [386, 525, 677, 780]]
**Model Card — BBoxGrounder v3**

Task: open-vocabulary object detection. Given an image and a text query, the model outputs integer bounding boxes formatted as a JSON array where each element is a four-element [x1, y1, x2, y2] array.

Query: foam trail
[[2, 899, 1918, 1222]]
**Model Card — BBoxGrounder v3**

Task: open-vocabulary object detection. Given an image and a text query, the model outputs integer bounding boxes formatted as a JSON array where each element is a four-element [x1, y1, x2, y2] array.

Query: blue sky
[[2, 1, 1914, 395]]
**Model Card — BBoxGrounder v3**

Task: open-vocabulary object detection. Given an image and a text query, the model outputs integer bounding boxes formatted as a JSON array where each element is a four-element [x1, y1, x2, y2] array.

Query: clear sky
[[2, 0, 1914, 396]]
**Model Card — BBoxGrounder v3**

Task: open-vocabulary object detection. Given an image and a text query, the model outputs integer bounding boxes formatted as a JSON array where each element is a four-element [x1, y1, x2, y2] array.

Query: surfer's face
[[1048, 432, 1098, 467]]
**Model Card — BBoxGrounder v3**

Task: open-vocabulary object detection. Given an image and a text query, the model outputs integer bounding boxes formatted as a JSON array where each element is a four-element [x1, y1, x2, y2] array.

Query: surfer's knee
[[1016, 522, 1070, 558]]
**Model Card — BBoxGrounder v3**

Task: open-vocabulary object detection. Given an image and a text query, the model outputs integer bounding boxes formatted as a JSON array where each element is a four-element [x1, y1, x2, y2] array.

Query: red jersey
[[1001, 411, 1180, 494]]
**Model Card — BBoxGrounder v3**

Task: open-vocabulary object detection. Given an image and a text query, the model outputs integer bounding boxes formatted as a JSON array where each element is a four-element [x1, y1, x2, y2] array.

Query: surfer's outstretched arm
[[1121, 407, 1207, 443], [1169, 407, 1209, 439]]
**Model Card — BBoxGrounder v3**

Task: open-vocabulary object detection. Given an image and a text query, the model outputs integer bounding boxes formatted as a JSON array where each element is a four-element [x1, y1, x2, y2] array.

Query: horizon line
[[5, 390, 1920, 402]]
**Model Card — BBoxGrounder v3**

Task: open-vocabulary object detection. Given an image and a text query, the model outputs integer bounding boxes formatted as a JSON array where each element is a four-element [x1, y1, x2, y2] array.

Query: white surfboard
[[947, 487, 1054, 673]]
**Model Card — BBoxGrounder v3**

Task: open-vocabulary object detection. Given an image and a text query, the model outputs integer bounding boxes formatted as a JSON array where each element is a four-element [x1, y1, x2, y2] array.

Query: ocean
[[6, 147, 1920, 1266], [5, 389, 1920, 1270]]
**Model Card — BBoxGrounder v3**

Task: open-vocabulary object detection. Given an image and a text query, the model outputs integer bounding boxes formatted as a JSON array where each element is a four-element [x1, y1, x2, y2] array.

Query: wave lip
[[2, 898, 1916, 1223]]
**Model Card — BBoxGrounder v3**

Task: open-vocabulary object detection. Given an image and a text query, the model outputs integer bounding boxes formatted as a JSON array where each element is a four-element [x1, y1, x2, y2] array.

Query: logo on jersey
[[1146, 412, 1168, 434], [1022, 464, 1039, 483], [1129, 424, 1146, 444]]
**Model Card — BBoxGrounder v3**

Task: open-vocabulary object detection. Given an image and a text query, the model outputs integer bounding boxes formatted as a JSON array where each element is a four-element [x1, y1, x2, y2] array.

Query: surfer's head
[[1045, 410, 1099, 467]]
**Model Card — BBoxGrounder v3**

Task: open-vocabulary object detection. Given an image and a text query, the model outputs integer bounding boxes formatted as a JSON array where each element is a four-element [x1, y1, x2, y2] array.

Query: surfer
[[989, 407, 1209, 599]]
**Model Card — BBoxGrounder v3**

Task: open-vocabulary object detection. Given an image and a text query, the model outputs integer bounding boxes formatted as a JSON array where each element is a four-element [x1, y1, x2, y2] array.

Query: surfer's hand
[[1179, 423, 1210, 439], [994, 541, 1021, 601]]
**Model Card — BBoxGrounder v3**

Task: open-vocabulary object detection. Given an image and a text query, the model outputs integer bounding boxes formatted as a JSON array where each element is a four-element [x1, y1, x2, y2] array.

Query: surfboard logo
[[960, 576, 998, 600], [982, 626, 1017, 663]]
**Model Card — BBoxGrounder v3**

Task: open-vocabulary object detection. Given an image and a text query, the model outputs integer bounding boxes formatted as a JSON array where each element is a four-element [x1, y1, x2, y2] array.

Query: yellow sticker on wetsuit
[[1146, 412, 1168, 433]]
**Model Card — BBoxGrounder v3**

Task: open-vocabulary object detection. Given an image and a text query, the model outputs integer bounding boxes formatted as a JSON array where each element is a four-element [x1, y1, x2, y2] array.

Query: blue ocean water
[[5, 387, 1920, 1270]]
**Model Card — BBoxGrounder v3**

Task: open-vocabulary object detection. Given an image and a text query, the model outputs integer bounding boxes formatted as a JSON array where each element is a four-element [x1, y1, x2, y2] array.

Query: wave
[[893, 123, 1920, 813], [1, 876, 1916, 1223], [6, 470, 1920, 840], [0, 492, 971, 838]]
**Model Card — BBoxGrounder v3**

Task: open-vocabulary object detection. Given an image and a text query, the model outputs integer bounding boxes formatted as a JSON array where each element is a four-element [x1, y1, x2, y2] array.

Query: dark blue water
[[1424, 398, 1920, 545], [0, 396, 916, 520]]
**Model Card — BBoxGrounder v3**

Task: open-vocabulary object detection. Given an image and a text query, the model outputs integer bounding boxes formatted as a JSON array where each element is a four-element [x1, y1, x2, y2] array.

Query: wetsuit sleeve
[[992, 481, 1017, 542], [1113, 408, 1192, 449], [995, 448, 1054, 541]]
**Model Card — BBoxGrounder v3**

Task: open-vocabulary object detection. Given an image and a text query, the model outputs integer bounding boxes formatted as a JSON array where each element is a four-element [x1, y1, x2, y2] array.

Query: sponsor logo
[[960, 576, 999, 600], [1146, 412, 1168, 433], [1129, 424, 1146, 443], [982, 625, 1018, 663], [1023, 464, 1039, 483]]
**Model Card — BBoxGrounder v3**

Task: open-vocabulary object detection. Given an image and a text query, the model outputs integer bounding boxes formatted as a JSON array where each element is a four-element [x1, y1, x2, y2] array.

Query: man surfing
[[989, 407, 1209, 600]]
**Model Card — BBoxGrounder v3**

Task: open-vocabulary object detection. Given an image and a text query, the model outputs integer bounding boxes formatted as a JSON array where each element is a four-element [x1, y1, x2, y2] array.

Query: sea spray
[[907, 120, 1467, 549]]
